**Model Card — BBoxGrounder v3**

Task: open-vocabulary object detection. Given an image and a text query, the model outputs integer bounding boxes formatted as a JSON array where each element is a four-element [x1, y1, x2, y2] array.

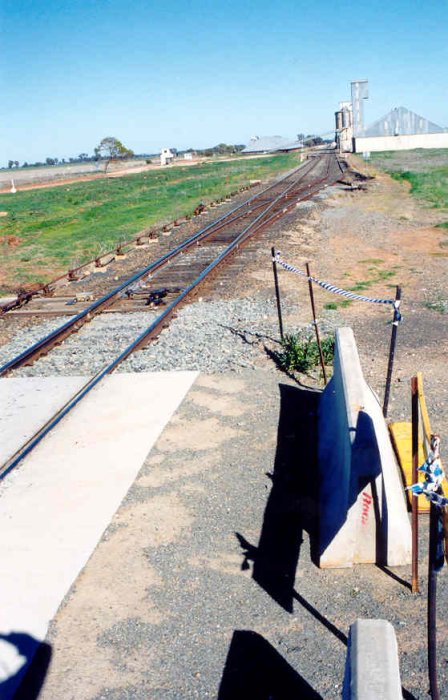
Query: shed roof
[[242, 136, 303, 154], [362, 107, 445, 137]]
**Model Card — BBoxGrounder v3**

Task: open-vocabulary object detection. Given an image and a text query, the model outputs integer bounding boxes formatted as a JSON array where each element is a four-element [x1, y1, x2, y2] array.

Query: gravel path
[[36, 369, 447, 700]]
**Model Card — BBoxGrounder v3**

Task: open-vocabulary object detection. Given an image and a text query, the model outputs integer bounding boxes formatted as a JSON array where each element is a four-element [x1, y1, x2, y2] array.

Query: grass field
[[367, 149, 448, 228], [367, 148, 448, 173], [390, 169, 448, 216], [0, 153, 298, 293]]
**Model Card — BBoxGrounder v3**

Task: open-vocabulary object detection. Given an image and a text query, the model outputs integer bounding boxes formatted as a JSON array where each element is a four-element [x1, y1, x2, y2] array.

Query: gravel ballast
[[4, 300, 333, 378]]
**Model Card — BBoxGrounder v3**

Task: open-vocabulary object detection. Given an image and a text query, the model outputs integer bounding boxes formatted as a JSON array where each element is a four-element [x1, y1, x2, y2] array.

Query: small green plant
[[276, 333, 335, 373], [359, 258, 384, 265], [425, 297, 448, 314], [376, 269, 396, 280], [349, 281, 370, 292], [324, 302, 338, 310]]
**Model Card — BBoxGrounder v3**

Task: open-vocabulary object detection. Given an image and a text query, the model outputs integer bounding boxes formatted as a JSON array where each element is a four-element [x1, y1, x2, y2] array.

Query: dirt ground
[[310, 156, 448, 436], [203, 153, 448, 437]]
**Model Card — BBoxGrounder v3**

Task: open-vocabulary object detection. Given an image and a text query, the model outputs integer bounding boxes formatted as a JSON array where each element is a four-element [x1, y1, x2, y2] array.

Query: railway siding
[[1, 154, 342, 378], [1, 152, 447, 698]]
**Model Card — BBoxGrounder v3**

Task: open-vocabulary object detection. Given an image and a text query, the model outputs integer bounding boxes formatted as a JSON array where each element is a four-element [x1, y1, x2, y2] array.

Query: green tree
[[94, 137, 134, 173]]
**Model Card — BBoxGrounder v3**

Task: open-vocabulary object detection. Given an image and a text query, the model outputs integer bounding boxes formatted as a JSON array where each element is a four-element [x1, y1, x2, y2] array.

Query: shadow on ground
[[0, 633, 51, 700], [236, 383, 320, 612], [234, 382, 418, 700], [218, 630, 322, 699]]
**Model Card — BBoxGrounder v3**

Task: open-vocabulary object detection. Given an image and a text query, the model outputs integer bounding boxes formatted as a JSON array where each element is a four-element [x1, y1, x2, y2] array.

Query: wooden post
[[411, 375, 419, 593], [306, 262, 327, 385], [271, 248, 284, 342]]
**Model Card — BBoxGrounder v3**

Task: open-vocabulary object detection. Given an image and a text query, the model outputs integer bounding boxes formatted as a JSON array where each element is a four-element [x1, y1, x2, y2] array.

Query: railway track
[[1, 153, 343, 377], [1, 152, 344, 477]]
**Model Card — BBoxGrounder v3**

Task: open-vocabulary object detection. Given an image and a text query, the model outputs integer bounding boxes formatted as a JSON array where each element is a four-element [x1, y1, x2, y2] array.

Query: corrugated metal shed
[[242, 136, 303, 154], [362, 107, 445, 137]]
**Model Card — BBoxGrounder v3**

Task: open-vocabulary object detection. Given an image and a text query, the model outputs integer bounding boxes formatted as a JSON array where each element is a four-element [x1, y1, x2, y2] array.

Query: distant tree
[[23, 162, 29, 168], [78, 153, 89, 161], [303, 135, 324, 147], [46, 157, 56, 166], [14, 160, 19, 168], [94, 136, 134, 173], [197, 143, 245, 157], [7, 160, 14, 168]]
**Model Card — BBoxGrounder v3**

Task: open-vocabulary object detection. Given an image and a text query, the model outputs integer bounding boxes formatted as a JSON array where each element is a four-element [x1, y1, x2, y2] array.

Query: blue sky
[[1, 0, 447, 163]]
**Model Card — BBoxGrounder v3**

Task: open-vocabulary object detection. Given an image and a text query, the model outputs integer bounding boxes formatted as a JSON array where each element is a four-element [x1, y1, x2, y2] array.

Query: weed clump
[[276, 333, 335, 373]]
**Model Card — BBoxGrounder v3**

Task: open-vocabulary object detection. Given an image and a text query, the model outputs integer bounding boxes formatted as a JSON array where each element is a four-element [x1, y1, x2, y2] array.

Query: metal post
[[411, 376, 419, 593], [271, 247, 284, 342], [383, 285, 401, 418], [428, 501, 440, 700], [306, 263, 327, 385]]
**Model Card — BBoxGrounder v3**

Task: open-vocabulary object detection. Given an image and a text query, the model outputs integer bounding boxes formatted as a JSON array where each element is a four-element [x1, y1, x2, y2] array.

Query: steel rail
[[0, 368, 108, 480], [0, 156, 336, 479], [108, 160, 326, 363], [0, 184, 276, 313], [1, 159, 320, 315], [0, 158, 320, 376], [234, 152, 332, 234]]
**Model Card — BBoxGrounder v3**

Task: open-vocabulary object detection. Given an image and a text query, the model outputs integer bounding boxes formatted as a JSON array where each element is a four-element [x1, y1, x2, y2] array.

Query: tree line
[[5, 137, 134, 171], [7, 136, 295, 171]]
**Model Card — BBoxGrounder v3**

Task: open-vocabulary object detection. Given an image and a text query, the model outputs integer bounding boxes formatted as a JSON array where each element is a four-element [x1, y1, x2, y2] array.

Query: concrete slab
[[343, 619, 402, 699], [0, 376, 88, 465], [0, 371, 198, 698]]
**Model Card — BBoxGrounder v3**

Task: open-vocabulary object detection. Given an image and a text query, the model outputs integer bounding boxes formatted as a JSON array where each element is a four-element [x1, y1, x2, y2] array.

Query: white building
[[335, 79, 448, 153], [160, 148, 174, 166], [354, 107, 448, 153]]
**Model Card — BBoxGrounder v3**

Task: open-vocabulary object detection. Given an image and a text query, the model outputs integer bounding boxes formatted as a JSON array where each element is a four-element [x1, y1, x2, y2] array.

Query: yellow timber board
[[389, 421, 429, 513]]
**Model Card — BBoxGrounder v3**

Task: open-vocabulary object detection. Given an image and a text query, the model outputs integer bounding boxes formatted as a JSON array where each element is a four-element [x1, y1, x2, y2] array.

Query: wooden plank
[[389, 421, 429, 512]]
